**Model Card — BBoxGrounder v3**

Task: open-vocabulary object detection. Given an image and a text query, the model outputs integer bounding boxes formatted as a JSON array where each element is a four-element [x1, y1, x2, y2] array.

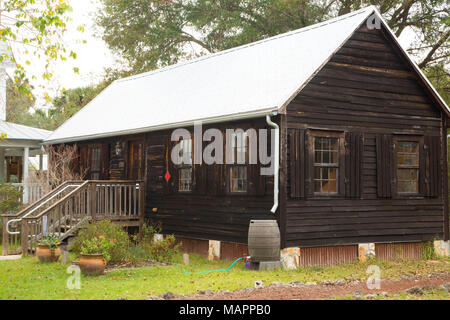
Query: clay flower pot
[[79, 253, 106, 276], [36, 244, 61, 263]]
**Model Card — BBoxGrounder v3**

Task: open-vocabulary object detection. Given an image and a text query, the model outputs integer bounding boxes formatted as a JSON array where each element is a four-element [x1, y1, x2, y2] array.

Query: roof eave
[[43, 107, 279, 145]]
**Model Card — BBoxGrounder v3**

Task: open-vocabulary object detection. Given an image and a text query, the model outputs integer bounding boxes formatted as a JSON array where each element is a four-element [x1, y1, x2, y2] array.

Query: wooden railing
[[20, 180, 144, 255], [2, 181, 83, 255]]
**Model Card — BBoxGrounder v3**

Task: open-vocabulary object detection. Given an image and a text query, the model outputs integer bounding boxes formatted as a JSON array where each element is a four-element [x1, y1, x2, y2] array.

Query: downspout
[[266, 114, 279, 213]]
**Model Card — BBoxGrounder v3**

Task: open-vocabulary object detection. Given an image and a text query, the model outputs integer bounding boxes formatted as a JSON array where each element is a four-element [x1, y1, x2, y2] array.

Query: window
[[229, 131, 248, 193], [179, 168, 192, 192], [178, 138, 192, 192], [396, 141, 419, 194], [313, 135, 340, 195], [230, 166, 247, 193]]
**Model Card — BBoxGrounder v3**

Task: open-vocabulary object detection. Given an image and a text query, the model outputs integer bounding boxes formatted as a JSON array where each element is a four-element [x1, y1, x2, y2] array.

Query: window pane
[[396, 141, 419, 194], [230, 167, 247, 192], [397, 168, 418, 193], [313, 137, 339, 194], [179, 168, 192, 192], [397, 181, 418, 193], [180, 139, 192, 165], [397, 142, 418, 166]]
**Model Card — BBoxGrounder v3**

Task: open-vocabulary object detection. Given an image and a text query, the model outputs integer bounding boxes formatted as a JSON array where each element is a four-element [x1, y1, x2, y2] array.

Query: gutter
[[43, 108, 278, 145], [266, 114, 279, 213]]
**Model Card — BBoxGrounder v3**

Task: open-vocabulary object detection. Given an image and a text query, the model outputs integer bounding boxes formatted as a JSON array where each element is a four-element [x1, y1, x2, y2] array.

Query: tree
[[95, 0, 449, 92], [0, 0, 78, 97], [5, 78, 36, 124]]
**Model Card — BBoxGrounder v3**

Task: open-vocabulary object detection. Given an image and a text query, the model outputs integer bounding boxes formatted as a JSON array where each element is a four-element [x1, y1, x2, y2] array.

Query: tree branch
[[419, 30, 450, 68]]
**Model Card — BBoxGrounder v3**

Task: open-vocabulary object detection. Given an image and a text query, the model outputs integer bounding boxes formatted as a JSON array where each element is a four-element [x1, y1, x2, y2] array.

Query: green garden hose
[[182, 257, 244, 274]]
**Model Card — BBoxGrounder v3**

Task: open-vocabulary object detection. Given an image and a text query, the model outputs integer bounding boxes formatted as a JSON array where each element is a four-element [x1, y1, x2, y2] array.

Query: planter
[[79, 253, 106, 276], [36, 244, 61, 263]]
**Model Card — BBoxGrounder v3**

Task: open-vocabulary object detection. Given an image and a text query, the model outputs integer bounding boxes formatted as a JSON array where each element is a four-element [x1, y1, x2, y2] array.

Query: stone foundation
[[434, 240, 450, 257]]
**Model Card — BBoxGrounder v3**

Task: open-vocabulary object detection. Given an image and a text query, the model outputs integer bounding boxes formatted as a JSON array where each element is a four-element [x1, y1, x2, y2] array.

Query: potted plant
[[36, 234, 61, 263], [79, 235, 113, 276]]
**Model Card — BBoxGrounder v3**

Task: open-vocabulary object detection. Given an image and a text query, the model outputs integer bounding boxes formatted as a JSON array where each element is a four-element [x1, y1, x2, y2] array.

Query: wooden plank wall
[[145, 120, 275, 244], [284, 24, 445, 248]]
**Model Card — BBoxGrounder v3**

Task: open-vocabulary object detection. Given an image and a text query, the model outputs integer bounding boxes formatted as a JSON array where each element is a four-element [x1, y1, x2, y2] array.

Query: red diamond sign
[[165, 171, 171, 182]]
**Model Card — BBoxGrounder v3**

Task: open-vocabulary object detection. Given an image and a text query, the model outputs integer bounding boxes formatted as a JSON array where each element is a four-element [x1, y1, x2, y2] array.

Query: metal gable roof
[[44, 6, 449, 144], [0, 120, 52, 141]]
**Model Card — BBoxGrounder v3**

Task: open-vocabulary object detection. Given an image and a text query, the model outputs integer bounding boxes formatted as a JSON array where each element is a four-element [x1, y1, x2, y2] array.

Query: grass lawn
[[0, 253, 449, 300]]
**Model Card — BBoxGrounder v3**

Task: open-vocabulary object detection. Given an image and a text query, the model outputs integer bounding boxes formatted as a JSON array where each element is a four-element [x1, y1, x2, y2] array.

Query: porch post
[[23, 147, 29, 203], [0, 147, 5, 182], [39, 154, 43, 172]]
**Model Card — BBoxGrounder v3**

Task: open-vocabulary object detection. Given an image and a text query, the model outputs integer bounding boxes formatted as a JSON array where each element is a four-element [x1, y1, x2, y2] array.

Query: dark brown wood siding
[[145, 119, 275, 244], [284, 24, 446, 247]]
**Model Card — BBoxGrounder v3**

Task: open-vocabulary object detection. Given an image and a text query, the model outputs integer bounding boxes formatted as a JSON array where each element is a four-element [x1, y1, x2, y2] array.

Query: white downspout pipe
[[266, 114, 279, 213]]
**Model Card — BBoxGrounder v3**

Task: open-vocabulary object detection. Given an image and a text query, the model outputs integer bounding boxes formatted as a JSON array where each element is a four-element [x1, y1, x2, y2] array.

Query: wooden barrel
[[248, 220, 280, 262]]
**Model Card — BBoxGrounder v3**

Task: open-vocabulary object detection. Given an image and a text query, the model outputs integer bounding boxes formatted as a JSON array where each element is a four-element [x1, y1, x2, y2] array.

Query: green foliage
[[6, 80, 108, 131], [422, 241, 438, 260], [129, 223, 180, 263], [1, 0, 78, 97], [140, 224, 180, 263], [80, 235, 116, 263], [425, 63, 449, 105], [0, 183, 23, 214], [39, 234, 60, 250], [72, 220, 130, 264]]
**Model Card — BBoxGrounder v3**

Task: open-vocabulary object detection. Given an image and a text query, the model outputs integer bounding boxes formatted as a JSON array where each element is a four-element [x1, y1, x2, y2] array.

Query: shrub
[[80, 235, 116, 263], [40, 234, 60, 250], [0, 183, 23, 213], [138, 224, 180, 263], [72, 220, 130, 264], [422, 241, 438, 260]]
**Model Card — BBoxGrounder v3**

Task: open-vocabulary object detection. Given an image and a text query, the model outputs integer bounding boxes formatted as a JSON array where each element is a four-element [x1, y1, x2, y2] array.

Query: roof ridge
[[115, 5, 375, 84]]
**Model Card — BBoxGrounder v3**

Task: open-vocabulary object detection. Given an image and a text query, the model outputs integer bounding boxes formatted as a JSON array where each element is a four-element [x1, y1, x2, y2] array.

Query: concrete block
[[280, 247, 300, 270], [249, 261, 282, 271], [359, 243, 375, 262], [434, 240, 450, 257], [208, 240, 221, 261]]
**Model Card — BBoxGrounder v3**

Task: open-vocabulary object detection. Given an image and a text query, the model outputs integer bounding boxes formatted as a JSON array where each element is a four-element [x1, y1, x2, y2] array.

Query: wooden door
[[127, 140, 144, 180]]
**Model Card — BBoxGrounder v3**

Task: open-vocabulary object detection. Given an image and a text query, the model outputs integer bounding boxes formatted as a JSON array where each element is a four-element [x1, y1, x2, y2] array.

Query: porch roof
[[0, 120, 52, 142]]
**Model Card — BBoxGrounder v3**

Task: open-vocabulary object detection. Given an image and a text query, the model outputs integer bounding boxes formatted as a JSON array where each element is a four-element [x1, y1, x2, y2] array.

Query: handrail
[[25, 180, 91, 220], [2, 181, 82, 219], [8, 179, 145, 256], [6, 183, 83, 235]]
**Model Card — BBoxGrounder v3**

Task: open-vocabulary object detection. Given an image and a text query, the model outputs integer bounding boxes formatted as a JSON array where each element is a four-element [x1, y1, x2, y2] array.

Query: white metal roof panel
[[45, 7, 375, 144], [0, 120, 52, 141]]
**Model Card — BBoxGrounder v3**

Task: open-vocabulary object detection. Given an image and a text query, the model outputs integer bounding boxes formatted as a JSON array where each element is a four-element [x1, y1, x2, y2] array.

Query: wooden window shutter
[[100, 144, 110, 180], [376, 134, 394, 198], [194, 139, 207, 194], [289, 129, 306, 198], [164, 138, 178, 195], [248, 163, 265, 196], [422, 136, 441, 197], [344, 132, 363, 198]]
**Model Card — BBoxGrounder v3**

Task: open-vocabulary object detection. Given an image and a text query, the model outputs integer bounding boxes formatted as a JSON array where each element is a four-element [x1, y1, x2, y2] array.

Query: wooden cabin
[[43, 7, 449, 266]]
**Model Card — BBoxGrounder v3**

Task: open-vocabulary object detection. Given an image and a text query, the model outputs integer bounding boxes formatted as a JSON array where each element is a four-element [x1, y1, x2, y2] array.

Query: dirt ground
[[176, 272, 450, 300]]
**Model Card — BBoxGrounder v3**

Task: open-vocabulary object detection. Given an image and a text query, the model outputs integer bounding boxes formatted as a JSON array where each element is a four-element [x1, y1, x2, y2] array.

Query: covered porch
[[0, 121, 52, 203]]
